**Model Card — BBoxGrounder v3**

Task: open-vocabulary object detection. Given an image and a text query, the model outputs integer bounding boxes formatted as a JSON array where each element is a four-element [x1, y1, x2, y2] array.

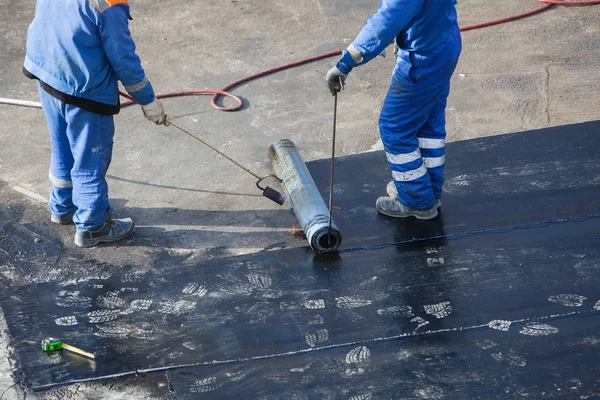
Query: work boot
[[376, 196, 438, 220], [50, 210, 76, 225], [74, 216, 135, 248], [386, 181, 442, 209]]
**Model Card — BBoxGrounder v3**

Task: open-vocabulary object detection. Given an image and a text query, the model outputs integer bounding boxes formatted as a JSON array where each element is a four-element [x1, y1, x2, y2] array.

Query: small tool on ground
[[41, 338, 95, 359], [328, 77, 344, 245]]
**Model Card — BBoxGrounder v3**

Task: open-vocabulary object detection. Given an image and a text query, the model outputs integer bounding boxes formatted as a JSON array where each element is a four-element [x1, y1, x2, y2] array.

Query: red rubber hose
[[460, 3, 555, 31], [541, 0, 600, 5], [120, 0, 599, 112]]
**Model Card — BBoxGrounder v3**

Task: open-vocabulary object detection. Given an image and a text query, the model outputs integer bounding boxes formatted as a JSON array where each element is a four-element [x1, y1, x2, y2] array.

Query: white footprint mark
[[450, 175, 470, 186], [413, 386, 444, 399], [121, 272, 145, 283], [182, 341, 199, 351], [491, 350, 527, 366], [87, 310, 120, 323], [58, 290, 80, 297], [308, 315, 324, 325], [336, 297, 372, 309], [182, 283, 208, 297], [190, 377, 218, 393], [411, 317, 430, 333], [96, 291, 126, 309], [304, 299, 325, 309], [520, 323, 559, 336], [424, 302, 452, 319], [548, 294, 587, 307], [349, 394, 372, 400], [345, 346, 370, 364], [594, 300, 600, 311], [158, 300, 197, 315], [377, 305, 414, 318], [345, 346, 370, 376], [247, 273, 273, 289], [425, 246, 443, 254], [261, 289, 283, 299], [55, 316, 78, 326], [120, 287, 139, 293], [488, 320, 512, 331], [56, 295, 92, 308], [305, 329, 329, 347], [426, 257, 445, 267], [130, 299, 153, 310]]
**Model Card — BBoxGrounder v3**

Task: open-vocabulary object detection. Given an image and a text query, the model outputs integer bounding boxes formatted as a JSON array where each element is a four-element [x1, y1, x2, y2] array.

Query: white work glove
[[142, 99, 168, 125], [326, 66, 347, 96]]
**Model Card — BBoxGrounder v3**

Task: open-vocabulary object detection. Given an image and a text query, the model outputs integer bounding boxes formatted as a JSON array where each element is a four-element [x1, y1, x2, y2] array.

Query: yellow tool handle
[[61, 343, 95, 359]]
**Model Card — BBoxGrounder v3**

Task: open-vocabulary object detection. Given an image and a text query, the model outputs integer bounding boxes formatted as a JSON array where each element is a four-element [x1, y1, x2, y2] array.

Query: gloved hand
[[326, 66, 347, 96], [142, 99, 168, 125]]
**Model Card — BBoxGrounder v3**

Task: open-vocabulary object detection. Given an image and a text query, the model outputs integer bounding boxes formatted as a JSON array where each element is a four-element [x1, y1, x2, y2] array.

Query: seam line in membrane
[[339, 213, 600, 254], [31, 308, 599, 391]]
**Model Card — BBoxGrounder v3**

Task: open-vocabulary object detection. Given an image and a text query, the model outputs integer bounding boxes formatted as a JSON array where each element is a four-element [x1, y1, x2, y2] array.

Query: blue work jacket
[[24, 0, 155, 111], [336, 0, 459, 75]]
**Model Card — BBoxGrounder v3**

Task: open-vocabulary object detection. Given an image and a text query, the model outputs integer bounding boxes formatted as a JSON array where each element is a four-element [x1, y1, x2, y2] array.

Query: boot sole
[[376, 204, 439, 220], [50, 217, 74, 225], [386, 182, 442, 209], [74, 225, 135, 248], [50, 212, 76, 225]]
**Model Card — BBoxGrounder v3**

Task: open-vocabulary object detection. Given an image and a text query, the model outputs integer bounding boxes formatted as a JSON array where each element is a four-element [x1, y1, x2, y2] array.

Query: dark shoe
[[386, 181, 442, 209], [74, 216, 135, 248], [50, 211, 76, 225], [376, 196, 438, 220]]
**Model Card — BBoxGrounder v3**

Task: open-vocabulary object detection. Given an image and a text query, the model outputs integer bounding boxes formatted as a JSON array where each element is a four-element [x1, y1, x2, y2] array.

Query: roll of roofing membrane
[[269, 139, 342, 254]]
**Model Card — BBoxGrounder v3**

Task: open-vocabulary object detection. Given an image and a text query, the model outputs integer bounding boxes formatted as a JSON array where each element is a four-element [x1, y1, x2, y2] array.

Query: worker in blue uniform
[[326, 0, 462, 220], [24, 0, 168, 247]]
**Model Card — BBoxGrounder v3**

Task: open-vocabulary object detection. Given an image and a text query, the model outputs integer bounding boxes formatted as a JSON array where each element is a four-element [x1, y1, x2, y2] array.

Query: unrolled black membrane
[[0, 121, 599, 396]]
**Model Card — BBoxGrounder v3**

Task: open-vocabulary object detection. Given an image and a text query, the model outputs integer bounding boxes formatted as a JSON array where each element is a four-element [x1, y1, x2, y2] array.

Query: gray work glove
[[142, 99, 168, 125], [326, 66, 347, 96]]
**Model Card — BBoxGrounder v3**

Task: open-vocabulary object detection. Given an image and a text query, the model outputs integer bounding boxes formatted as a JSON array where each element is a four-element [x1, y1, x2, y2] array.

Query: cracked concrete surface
[[1, 0, 600, 398]]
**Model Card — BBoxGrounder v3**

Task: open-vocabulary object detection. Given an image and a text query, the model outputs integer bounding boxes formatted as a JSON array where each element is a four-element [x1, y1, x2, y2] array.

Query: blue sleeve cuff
[[336, 50, 358, 75], [130, 81, 155, 106]]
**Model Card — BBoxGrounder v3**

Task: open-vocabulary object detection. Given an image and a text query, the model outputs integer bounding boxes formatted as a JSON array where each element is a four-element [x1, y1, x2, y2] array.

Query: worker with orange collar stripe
[[23, 0, 167, 247]]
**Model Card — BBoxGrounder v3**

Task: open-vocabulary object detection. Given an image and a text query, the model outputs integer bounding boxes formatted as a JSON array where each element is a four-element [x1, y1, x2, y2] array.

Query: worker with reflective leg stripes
[[326, 0, 461, 220], [24, 0, 168, 247]]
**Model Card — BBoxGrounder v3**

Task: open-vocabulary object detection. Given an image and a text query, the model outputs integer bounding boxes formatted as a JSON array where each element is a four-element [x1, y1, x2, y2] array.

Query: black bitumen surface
[[1, 121, 599, 398]]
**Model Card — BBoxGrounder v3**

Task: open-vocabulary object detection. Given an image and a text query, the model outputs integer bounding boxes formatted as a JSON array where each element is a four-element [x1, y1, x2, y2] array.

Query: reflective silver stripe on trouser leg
[[124, 77, 149, 94], [49, 172, 73, 188], [386, 149, 421, 165], [391, 164, 428, 182], [418, 138, 446, 149], [423, 155, 446, 168]]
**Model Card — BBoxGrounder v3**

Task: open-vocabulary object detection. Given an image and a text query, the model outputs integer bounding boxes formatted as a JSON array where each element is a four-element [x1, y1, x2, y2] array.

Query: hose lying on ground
[[2, 0, 599, 111]]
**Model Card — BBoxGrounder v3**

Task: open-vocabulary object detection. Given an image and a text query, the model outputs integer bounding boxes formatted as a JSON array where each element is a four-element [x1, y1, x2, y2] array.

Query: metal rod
[[168, 120, 262, 180], [0, 97, 42, 108], [328, 92, 338, 246]]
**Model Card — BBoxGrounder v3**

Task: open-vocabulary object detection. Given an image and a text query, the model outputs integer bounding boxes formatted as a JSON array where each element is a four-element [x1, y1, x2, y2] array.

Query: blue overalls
[[336, 0, 462, 209], [24, 0, 155, 231]]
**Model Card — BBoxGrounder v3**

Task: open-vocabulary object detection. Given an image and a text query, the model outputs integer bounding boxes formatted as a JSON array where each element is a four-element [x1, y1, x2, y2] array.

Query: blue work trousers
[[38, 83, 114, 231], [380, 26, 462, 210]]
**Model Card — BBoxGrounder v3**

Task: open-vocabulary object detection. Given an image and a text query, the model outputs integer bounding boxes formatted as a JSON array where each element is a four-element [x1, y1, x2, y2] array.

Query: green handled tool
[[42, 337, 95, 359]]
